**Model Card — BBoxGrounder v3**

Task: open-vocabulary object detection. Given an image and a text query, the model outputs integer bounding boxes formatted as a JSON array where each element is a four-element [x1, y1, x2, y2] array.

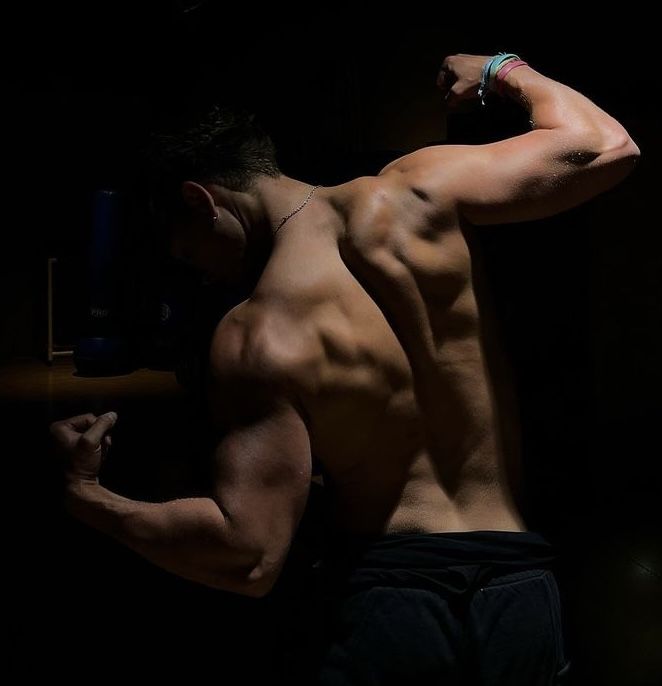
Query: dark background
[[4, 6, 660, 685]]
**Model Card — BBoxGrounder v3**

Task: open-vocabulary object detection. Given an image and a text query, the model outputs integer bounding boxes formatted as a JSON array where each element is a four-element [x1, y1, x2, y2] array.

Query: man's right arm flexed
[[383, 53, 639, 225]]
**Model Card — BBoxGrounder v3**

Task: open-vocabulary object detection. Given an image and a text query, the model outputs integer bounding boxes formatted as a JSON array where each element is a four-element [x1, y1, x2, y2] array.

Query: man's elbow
[[600, 133, 641, 188], [204, 555, 283, 598], [241, 555, 285, 598], [603, 132, 641, 165], [570, 128, 641, 188], [242, 572, 278, 598], [570, 123, 641, 167], [201, 567, 277, 598]]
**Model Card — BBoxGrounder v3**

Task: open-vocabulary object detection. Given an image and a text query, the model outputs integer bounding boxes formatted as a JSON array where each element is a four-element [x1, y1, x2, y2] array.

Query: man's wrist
[[498, 61, 533, 90], [65, 473, 99, 489], [64, 476, 100, 513], [495, 60, 529, 94], [495, 64, 540, 111], [478, 53, 520, 104]]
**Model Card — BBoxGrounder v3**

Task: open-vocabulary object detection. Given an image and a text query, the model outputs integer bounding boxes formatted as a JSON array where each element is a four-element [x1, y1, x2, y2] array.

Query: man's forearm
[[65, 481, 266, 596], [502, 65, 637, 154]]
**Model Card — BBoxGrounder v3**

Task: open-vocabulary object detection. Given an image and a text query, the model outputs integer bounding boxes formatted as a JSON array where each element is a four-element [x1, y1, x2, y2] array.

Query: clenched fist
[[50, 412, 117, 484], [436, 53, 492, 108]]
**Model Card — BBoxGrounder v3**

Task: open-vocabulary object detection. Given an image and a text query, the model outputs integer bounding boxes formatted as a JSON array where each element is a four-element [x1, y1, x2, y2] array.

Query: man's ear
[[181, 181, 216, 217]]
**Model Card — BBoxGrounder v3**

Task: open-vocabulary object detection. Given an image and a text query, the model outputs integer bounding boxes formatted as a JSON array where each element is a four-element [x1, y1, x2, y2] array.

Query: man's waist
[[318, 529, 557, 598]]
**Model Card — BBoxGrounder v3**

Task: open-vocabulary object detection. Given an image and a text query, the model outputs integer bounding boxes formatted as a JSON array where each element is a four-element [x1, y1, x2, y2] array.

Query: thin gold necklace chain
[[274, 185, 321, 236]]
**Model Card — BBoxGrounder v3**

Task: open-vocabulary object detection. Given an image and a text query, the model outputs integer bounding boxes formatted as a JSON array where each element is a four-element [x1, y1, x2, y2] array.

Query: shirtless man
[[51, 54, 639, 684]]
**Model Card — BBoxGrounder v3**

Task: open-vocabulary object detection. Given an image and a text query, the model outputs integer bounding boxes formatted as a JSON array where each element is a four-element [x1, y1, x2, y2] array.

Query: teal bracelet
[[478, 52, 520, 105]]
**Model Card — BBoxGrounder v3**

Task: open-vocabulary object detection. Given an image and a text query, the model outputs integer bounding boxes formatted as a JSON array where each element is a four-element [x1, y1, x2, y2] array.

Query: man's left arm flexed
[[51, 319, 312, 597]]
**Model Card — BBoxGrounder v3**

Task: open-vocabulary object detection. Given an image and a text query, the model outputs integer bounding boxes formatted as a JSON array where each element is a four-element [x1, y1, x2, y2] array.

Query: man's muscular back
[[54, 55, 638, 598], [209, 61, 638, 544], [210, 172, 525, 537]]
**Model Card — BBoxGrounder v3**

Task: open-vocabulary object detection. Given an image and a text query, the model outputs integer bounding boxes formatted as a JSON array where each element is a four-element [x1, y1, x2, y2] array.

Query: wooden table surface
[[0, 357, 183, 405]]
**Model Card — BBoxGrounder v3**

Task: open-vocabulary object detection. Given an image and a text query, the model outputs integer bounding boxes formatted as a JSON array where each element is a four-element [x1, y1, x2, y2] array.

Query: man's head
[[148, 106, 280, 284]]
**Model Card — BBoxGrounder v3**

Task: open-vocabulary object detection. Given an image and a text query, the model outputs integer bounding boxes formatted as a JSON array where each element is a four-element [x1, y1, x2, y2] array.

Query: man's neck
[[221, 175, 319, 291], [254, 175, 318, 235], [213, 174, 316, 241]]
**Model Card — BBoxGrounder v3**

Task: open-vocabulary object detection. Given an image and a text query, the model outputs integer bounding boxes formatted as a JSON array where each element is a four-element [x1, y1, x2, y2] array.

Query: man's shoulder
[[339, 175, 406, 248], [379, 145, 483, 210], [379, 144, 477, 182], [209, 299, 320, 392], [342, 153, 461, 249]]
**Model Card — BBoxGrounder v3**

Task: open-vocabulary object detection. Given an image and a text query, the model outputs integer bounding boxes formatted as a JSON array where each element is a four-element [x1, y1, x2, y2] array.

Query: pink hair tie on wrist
[[495, 59, 528, 94]]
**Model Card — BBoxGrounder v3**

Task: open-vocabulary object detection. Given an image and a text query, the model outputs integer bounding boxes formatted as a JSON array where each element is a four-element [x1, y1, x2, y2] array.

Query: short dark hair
[[147, 106, 280, 219]]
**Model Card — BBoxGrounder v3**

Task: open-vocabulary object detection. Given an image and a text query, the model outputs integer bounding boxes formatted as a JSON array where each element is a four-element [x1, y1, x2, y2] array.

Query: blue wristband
[[478, 52, 520, 105]]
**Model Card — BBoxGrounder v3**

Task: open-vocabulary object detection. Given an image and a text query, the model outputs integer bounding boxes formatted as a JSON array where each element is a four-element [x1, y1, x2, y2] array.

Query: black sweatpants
[[315, 531, 570, 685]]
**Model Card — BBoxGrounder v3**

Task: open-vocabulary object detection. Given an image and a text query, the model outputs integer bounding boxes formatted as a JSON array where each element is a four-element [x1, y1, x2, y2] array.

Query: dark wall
[[4, 16, 656, 360], [5, 9, 660, 685]]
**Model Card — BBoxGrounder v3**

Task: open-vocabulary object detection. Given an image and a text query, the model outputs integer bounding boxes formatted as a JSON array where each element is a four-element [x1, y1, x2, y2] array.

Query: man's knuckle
[[79, 435, 95, 451], [49, 422, 64, 437]]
